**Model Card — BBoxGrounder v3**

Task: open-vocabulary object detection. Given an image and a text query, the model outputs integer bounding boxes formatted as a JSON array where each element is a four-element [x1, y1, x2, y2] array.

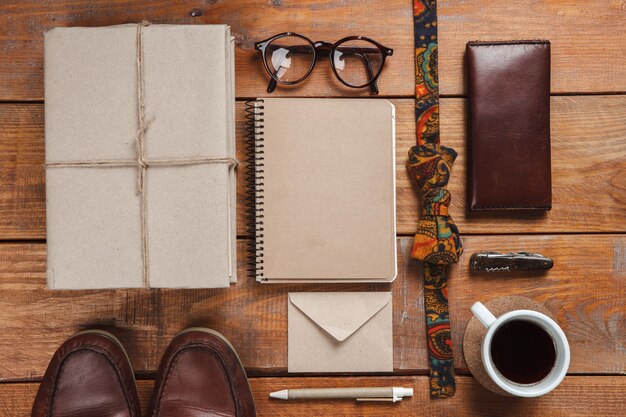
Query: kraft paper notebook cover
[[45, 24, 237, 289], [246, 98, 397, 283]]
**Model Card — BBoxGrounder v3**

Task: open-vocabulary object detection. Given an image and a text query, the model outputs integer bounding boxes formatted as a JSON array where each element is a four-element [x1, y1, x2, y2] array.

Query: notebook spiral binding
[[244, 100, 266, 281]]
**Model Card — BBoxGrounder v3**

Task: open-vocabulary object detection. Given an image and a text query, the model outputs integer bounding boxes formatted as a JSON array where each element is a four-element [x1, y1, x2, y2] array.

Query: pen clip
[[356, 397, 398, 402]]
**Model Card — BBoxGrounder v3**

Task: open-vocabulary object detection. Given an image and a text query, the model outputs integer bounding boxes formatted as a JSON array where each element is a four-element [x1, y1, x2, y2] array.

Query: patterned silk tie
[[411, 0, 463, 399]]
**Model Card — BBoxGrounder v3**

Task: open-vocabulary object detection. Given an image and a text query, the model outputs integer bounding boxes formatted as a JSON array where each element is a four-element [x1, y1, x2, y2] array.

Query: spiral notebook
[[246, 98, 397, 283]]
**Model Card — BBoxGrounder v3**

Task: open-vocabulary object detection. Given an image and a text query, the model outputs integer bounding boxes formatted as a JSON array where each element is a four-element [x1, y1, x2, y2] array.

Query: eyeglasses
[[255, 32, 393, 95]]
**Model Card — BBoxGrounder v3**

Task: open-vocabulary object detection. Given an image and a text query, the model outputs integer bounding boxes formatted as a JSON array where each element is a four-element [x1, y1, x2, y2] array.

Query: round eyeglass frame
[[255, 32, 393, 90]]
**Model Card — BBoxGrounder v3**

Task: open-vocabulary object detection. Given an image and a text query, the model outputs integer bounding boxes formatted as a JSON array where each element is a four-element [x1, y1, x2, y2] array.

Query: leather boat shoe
[[151, 328, 256, 417], [32, 330, 140, 417]]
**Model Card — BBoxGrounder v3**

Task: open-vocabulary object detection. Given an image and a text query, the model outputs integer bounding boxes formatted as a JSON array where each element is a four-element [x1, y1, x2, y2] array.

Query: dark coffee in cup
[[490, 319, 556, 384]]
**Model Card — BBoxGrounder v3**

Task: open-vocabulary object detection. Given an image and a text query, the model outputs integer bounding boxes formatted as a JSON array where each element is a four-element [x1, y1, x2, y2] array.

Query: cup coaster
[[463, 295, 554, 396]]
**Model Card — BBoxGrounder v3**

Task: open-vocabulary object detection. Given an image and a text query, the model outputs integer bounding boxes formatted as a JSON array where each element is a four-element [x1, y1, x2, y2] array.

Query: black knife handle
[[470, 251, 553, 272]]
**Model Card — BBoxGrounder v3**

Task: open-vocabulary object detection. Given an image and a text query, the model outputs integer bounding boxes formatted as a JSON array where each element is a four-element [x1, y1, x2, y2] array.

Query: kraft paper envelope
[[288, 292, 393, 373]]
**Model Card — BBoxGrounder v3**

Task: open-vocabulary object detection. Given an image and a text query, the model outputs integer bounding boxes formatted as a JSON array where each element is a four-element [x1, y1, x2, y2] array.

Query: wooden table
[[0, 1, 624, 416]]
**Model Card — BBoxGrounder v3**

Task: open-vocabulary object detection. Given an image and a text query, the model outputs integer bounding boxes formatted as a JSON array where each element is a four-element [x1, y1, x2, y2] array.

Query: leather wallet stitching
[[472, 205, 551, 209], [467, 40, 550, 47]]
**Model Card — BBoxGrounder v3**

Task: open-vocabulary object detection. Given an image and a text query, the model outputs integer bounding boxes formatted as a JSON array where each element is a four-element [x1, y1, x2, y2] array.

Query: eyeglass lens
[[265, 35, 315, 83], [332, 39, 384, 87]]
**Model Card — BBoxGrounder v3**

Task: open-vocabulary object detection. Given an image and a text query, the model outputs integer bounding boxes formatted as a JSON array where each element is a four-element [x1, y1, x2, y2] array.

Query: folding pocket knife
[[469, 251, 553, 272]]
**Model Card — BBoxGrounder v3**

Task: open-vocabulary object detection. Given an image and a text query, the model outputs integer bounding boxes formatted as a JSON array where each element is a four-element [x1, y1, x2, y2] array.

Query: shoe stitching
[[46, 346, 138, 417]]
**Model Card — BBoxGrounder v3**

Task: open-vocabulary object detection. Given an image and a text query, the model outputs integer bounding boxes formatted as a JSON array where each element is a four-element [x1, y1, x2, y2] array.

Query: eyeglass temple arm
[[267, 78, 277, 93], [266, 44, 314, 54], [362, 55, 379, 95], [267, 44, 383, 54]]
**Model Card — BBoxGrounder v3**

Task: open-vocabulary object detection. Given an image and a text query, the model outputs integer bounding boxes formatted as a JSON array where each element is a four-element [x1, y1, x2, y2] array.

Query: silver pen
[[269, 387, 414, 402]]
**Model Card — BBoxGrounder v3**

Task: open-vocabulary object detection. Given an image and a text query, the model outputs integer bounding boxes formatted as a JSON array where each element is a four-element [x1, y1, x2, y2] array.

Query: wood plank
[[406, 95, 626, 235], [0, 0, 625, 100], [1, 376, 625, 417], [0, 104, 45, 239], [448, 234, 626, 375], [0, 235, 623, 381], [437, 0, 626, 96], [2, 96, 625, 239]]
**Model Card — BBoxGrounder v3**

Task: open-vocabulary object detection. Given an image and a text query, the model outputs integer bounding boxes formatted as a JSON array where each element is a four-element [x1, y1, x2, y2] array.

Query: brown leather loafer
[[151, 328, 256, 417], [32, 330, 140, 417]]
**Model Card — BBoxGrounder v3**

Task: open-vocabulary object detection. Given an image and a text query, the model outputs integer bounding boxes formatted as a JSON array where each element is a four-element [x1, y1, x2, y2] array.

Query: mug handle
[[471, 302, 497, 328]]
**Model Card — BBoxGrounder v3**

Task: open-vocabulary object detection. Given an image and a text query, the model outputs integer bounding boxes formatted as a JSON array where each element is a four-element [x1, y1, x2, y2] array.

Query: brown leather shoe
[[151, 328, 256, 417], [32, 330, 140, 417]]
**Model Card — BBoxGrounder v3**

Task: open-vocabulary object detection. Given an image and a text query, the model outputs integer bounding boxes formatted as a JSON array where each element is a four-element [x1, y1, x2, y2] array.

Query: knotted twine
[[46, 21, 239, 287]]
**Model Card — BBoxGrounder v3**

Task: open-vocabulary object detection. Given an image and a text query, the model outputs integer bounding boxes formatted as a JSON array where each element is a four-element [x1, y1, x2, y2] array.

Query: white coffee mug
[[471, 302, 570, 397]]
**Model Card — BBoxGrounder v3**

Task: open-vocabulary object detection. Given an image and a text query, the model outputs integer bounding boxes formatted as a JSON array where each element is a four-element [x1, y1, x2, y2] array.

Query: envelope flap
[[288, 292, 392, 342]]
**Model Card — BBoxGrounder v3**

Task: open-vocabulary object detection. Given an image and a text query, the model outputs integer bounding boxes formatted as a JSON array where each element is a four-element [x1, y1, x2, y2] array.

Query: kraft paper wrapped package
[[44, 24, 237, 289]]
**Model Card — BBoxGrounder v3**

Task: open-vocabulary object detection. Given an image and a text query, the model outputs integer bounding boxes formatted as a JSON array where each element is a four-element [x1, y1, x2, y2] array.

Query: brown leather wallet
[[466, 40, 551, 210]]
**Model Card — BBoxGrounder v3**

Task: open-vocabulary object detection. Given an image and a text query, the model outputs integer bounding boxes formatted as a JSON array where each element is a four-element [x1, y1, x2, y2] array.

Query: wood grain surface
[[0, 0, 624, 414], [0, 0, 625, 100], [1, 96, 625, 239], [1, 376, 625, 417], [0, 234, 623, 381]]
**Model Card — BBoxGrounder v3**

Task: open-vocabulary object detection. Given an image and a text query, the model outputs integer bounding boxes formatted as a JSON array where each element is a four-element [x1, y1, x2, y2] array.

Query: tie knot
[[422, 189, 451, 216], [423, 202, 449, 216]]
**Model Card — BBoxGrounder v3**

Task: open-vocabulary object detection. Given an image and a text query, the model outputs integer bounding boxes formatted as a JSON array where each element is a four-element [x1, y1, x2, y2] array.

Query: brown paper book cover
[[44, 24, 236, 289]]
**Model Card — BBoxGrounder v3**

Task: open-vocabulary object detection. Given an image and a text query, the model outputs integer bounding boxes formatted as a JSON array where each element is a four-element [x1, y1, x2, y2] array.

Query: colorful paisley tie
[[411, 0, 463, 399]]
